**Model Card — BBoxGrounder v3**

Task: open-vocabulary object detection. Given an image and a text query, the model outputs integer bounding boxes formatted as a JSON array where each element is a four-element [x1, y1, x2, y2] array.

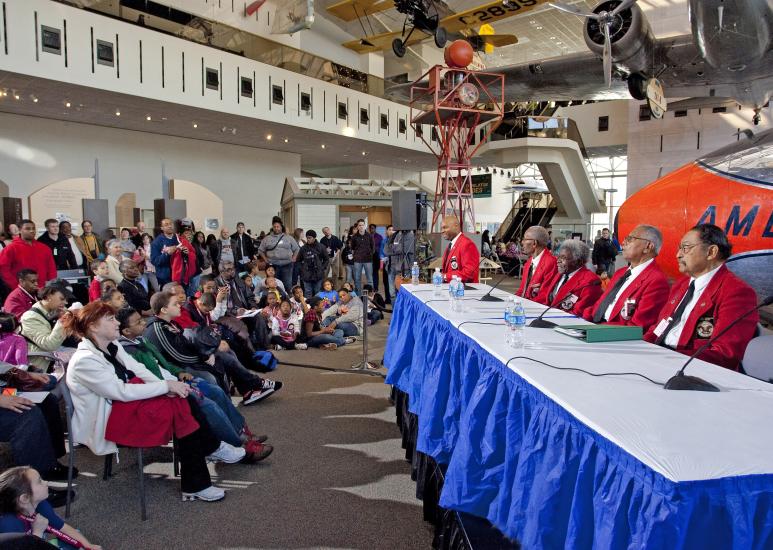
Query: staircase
[[496, 195, 557, 244]]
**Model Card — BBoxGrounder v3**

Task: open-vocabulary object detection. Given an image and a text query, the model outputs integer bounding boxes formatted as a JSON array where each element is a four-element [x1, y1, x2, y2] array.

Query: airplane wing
[[326, 0, 394, 22], [342, 28, 431, 53], [440, 0, 553, 34]]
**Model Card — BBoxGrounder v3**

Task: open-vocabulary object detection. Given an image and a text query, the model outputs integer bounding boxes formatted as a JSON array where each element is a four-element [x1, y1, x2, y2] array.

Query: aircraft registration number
[[456, 1, 538, 26]]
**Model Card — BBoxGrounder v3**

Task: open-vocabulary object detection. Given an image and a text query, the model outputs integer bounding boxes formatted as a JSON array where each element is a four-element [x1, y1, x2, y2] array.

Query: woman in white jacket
[[63, 301, 244, 502]]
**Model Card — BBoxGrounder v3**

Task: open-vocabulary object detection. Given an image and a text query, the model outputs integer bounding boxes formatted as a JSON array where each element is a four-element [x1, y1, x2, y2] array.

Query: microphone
[[663, 294, 773, 392], [479, 261, 523, 302], [529, 278, 601, 328]]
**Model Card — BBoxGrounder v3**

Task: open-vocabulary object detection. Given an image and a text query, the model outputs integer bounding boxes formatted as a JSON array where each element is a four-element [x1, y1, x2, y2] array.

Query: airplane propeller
[[550, 0, 638, 88]]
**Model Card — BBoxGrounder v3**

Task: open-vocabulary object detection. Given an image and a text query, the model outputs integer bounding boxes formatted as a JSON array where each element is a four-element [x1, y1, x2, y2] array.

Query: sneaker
[[261, 378, 283, 392], [295, 343, 308, 350], [44, 462, 78, 482], [47, 488, 76, 508], [240, 441, 274, 463], [274, 345, 283, 351], [344, 336, 357, 345], [207, 442, 246, 464], [321, 343, 338, 350], [182, 486, 225, 502], [240, 426, 268, 444]]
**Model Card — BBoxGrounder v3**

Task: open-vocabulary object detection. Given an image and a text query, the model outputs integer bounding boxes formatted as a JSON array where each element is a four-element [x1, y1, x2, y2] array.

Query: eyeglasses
[[623, 235, 651, 245], [677, 242, 701, 254]]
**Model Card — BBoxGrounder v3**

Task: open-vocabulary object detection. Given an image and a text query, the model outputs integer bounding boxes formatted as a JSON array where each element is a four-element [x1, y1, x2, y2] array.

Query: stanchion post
[[351, 294, 377, 371]]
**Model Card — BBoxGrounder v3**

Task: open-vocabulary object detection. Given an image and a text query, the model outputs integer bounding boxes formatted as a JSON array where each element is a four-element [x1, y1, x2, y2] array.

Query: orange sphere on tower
[[444, 39, 474, 68]]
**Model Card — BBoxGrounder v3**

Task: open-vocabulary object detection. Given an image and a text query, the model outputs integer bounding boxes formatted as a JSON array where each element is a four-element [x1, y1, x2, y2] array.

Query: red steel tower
[[410, 62, 504, 232]]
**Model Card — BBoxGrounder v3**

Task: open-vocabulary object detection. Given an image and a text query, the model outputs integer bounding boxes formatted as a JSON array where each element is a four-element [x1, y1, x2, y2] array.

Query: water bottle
[[448, 276, 458, 310], [504, 297, 515, 346], [454, 276, 465, 312], [432, 267, 443, 296], [511, 299, 526, 349]]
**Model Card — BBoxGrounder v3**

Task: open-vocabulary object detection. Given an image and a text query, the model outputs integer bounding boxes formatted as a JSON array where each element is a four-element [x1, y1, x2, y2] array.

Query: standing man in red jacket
[[536, 240, 602, 315], [441, 216, 479, 283], [516, 225, 557, 301], [584, 224, 670, 333], [0, 219, 57, 290], [644, 224, 758, 370]]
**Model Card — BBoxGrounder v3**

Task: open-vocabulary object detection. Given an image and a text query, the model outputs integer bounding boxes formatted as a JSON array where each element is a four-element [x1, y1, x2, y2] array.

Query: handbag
[[192, 325, 221, 356], [0, 367, 50, 391]]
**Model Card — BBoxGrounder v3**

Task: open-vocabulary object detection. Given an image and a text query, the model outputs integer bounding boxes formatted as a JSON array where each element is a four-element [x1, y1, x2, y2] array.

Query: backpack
[[252, 350, 278, 371]]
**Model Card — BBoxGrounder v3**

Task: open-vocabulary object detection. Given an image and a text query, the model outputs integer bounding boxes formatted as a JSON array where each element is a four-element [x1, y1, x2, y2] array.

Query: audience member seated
[[118, 259, 151, 316], [535, 240, 603, 315], [20, 287, 72, 372], [258, 289, 281, 318], [300, 297, 346, 350], [99, 279, 116, 297], [0, 467, 100, 549], [144, 291, 279, 405], [63, 301, 246, 503], [215, 261, 257, 316], [254, 264, 287, 299], [87, 260, 108, 302], [321, 288, 363, 338], [362, 285, 385, 325], [316, 278, 338, 310], [270, 299, 306, 350], [516, 225, 557, 300], [100, 288, 127, 311], [3, 269, 39, 322], [242, 273, 255, 295], [290, 285, 310, 317], [37, 219, 78, 271], [0, 313, 29, 366], [0, 220, 57, 292], [104, 241, 124, 284], [245, 260, 264, 295], [644, 223, 759, 370], [116, 308, 272, 462]]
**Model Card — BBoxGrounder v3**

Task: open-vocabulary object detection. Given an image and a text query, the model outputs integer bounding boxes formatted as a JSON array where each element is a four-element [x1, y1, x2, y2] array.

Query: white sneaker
[[207, 442, 246, 464], [344, 336, 357, 345], [182, 485, 225, 502], [295, 343, 308, 350]]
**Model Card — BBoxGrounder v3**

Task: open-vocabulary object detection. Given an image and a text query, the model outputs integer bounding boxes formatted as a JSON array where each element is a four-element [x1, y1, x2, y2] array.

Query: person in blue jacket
[[150, 218, 180, 287]]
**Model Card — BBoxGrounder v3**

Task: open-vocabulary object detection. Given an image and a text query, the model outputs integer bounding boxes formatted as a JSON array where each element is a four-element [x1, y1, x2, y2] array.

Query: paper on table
[[17, 391, 50, 403]]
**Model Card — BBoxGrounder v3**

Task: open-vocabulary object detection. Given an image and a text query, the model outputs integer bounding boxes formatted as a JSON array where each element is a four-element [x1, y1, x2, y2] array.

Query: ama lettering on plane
[[616, 130, 773, 300]]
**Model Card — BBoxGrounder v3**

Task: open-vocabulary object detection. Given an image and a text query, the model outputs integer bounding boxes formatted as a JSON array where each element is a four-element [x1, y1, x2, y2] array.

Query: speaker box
[[392, 190, 418, 231]]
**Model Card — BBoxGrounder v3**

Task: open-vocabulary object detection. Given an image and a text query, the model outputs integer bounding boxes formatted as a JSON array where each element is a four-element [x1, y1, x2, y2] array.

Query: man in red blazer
[[644, 224, 758, 371], [440, 216, 479, 283], [536, 240, 602, 315], [516, 225, 557, 301], [583, 224, 670, 333]]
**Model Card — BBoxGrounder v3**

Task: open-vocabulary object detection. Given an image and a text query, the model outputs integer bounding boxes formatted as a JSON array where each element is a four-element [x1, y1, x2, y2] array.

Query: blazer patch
[[695, 316, 714, 339], [560, 293, 579, 311]]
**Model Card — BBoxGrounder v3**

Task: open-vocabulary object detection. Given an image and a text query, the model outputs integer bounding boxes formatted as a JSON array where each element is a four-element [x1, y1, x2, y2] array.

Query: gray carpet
[[55, 315, 434, 550]]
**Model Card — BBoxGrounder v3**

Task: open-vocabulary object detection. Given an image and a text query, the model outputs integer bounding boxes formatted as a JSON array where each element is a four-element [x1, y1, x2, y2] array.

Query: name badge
[[560, 293, 579, 311], [450, 256, 458, 270], [653, 317, 671, 337]]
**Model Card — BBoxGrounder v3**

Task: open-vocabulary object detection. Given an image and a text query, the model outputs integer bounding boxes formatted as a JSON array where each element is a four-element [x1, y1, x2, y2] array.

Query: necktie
[[549, 274, 569, 304], [521, 262, 534, 297], [655, 281, 696, 345], [592, 269, 631, 323], [443, 242, 452, 272]]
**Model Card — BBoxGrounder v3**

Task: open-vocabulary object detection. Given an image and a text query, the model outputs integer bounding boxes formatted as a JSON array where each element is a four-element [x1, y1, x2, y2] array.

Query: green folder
[[553, 324, 643, 343]]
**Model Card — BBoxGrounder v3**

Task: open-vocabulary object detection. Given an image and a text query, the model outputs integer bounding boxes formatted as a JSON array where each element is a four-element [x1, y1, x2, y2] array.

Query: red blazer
[[536, 267, 603, 315], [516, 250, 557, 300], [442, 233, 479, 283], [583, 260, 670, 333], [643, 264, 758, 371]]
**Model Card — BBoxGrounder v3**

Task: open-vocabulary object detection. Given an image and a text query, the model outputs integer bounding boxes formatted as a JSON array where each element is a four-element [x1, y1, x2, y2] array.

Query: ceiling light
[[536, 26, 543, 30], [32, 97, 38, 103], [556, 41, 563, 45], [550, 36, 556, 40], [321, 144, 326, 149], [65, 102, 71, 108], [193, 123, 198, 128], [13, 94, 20, 100], [361, 151, 367, 156], [146, 115, 152, 121], [530, 20, 536, 24], [284, 138, 288, 143], [266, 134, 272, 140], [115, 110, 121, 116]]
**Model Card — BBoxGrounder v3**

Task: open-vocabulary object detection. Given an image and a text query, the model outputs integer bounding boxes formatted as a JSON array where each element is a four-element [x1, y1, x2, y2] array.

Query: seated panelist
[[583, 224, 670, 333], [644, 224, 758, 370], [516, 225, 557, 301], [440, 216, 479, 283], [535, 240, 602, 315]]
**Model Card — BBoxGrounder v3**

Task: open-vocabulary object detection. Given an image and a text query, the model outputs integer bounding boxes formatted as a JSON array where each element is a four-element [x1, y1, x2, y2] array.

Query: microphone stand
[[663, 295, 773, 392], [529, 279, 602, 328], [479, 263, 522, 302]]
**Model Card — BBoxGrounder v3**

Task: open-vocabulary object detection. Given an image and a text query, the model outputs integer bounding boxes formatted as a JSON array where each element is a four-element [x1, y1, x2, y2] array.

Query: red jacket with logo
[[583, 260, 670, 333], [535, 266, 603, 315], [442, 233, 479, 283], [643, 264, 758, 370], [516, 250, 558, 301]]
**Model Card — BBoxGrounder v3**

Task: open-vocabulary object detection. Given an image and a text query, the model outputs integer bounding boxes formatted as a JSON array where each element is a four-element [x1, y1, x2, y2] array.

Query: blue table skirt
[[384, 290, 773, 549]]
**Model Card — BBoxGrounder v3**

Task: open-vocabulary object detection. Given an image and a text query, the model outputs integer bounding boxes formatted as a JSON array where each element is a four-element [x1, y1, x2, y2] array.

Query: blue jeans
[[387, 270, 397, 301], [303, 279, 322, 298], [307, 330, 345, 347], [273, 263, 294, 293], [352, 262, 372, 295], [190, 378, 245, 447], [345, 264, 353, 284], [321, 317, 359, 337]]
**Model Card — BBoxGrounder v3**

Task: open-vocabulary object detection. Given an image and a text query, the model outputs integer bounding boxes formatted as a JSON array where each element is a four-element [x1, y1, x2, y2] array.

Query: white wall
[[0, 113, 300, 229], [555, 101, 629, 150]]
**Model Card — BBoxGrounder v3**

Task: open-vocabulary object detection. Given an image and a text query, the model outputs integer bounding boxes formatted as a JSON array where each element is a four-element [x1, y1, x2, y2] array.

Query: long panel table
[[384, 283, 773, 549]]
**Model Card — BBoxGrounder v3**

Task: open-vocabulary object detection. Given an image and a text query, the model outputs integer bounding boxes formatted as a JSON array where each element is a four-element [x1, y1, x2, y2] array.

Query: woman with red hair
[[63, 301, 244, 502]]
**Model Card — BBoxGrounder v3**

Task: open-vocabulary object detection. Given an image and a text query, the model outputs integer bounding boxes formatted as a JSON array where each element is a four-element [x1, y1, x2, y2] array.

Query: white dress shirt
[[552, 267, 580, 297], [603, 258, 653, 321], [664, 264, 722, 347]]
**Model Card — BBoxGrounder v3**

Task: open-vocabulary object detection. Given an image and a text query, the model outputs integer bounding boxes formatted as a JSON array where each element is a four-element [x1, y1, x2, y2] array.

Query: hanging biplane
[[327, 0, 551, 57]]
